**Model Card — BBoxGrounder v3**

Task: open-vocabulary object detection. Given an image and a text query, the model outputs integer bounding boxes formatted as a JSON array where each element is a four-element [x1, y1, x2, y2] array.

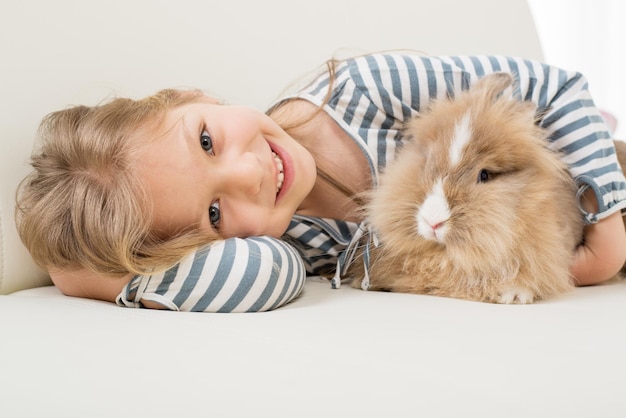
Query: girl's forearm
[[571, 211, 626, 285]]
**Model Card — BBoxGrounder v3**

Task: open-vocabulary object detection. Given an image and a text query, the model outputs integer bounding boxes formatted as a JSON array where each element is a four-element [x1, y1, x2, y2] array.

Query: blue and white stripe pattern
[[117, 53, 626, 311], [292, 53, 626, 221], [284, 53, 626, 276], [283, 215, 359, 275], [116, 237, 305, 312]]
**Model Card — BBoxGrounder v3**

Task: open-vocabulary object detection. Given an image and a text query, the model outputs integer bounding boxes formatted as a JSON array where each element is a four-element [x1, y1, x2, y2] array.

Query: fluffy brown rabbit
[[349, 72, 587, 304]]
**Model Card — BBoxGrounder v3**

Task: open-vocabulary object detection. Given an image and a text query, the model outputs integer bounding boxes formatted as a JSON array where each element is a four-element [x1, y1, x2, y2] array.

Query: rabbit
[[348, 72, 588, 304]]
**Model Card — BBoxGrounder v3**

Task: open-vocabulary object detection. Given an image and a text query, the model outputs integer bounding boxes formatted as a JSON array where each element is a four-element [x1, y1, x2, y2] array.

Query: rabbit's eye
[[477, 169, 490, 183]]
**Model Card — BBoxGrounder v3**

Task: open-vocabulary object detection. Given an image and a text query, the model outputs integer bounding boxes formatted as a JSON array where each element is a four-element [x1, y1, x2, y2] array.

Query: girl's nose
[[218, 151, 263, 196]]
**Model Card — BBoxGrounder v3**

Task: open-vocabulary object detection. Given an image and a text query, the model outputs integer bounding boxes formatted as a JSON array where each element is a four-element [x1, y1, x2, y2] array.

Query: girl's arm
[[48, 268, 132, 303], [51, 236, 306, 312], [571, 189, 626, 285]]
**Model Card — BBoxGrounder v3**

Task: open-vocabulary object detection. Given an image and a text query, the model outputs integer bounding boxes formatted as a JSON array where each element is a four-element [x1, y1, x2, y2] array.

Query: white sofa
[[2, 1, 625, 417]]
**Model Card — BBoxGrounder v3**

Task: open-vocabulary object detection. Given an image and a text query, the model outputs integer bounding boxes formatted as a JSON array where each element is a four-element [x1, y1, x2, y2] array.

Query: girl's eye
[[209, 201, 221, 229], [200, 130, 214, 155]]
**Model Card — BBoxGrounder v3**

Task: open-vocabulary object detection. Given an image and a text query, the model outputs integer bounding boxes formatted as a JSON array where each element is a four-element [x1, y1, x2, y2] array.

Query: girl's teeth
[[277, 172, 284, 191], [272, 152, 284, 192]]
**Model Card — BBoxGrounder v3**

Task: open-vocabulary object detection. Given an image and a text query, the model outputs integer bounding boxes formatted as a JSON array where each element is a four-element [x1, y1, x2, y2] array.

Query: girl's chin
[[264, 222, 291, 238]]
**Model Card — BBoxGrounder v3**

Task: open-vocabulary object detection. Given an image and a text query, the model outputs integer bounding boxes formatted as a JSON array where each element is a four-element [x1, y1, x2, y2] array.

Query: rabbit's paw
[[496, 288, 535, 304]]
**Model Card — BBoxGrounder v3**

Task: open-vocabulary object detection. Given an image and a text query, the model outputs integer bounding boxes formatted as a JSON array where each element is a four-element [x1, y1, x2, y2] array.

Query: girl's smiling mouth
[[268, 141, 293, 204], [272, 151, 284, 193]]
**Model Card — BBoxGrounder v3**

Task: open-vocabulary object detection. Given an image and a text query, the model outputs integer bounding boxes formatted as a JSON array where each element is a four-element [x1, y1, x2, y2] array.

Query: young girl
[[16, 53, 626, 312]]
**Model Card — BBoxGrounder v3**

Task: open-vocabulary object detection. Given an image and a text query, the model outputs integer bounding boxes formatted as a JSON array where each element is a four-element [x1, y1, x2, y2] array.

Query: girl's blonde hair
[[16, 59, 349, 278], [15, 89, 214, 277]]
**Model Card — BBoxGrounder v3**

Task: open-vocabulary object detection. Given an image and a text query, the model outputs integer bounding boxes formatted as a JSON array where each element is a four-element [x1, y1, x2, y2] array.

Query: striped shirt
[[116, 53, 626, 312], [117, 237, 305, 312]]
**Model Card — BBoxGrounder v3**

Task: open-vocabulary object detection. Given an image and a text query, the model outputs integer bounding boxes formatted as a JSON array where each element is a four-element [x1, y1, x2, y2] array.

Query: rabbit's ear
[[473, 72, 514, 101]]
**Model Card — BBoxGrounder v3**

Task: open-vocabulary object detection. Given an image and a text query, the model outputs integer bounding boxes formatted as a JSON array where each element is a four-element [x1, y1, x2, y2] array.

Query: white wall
[[528, 0, 626, 139]]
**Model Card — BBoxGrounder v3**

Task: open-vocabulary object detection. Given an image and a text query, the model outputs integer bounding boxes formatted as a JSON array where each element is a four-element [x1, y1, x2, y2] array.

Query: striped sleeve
[[116, 236, 306, 313], [305, 53, 626, 222], [436, 55, 626, 222]]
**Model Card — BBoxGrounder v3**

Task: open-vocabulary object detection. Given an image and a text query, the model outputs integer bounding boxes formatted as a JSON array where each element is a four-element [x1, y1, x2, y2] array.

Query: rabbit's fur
[[350, 73, 590, 303]]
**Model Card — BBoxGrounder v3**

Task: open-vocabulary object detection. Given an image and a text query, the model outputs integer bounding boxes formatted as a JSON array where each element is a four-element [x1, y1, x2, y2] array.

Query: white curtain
[[528, 0, 625, 139]]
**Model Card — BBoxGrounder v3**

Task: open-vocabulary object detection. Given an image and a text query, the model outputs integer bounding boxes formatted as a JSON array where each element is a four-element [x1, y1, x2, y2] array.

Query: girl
[[16, 53, 626, 312]]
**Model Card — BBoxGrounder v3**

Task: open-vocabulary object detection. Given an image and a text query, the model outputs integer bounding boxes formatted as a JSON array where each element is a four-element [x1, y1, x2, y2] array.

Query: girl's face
[[136, 100, 316, 239]]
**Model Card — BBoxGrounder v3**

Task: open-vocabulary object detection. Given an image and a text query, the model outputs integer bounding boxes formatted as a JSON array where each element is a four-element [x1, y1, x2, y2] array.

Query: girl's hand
[[48, 267, 133, 302], [571, 189, 626, 285]]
